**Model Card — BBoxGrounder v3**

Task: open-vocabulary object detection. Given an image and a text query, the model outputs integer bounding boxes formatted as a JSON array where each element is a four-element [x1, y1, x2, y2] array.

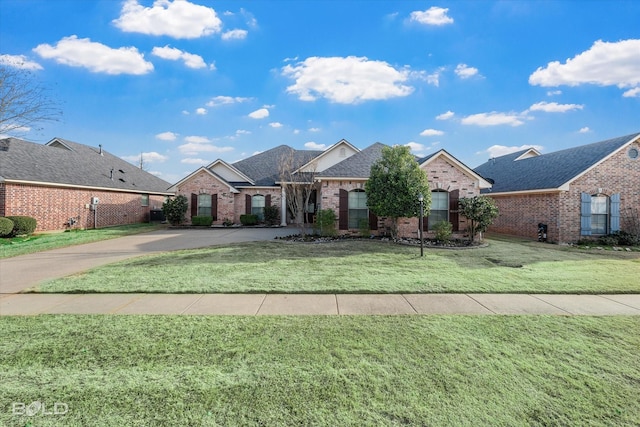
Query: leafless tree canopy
[[0, 65, 61, 136], [278, 149, 319, 235]]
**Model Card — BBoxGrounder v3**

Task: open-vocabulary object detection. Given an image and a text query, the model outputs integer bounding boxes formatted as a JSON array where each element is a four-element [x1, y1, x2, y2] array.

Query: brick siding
[[0, 183, 165, 232]]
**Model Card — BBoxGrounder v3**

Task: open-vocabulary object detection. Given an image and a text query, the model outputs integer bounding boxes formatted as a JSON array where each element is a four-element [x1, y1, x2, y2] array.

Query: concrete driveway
[[0, 227, 296, 294]]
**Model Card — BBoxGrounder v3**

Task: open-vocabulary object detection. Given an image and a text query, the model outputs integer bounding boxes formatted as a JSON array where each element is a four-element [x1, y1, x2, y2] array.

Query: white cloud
[[235, 129, 251, 135], [579, 127, 591, 133], [282, 56, 415, 104], [406, 141, 426, 152], [151, 45, 207, 69], [222, 29, 248, 40], [409, 7, 454, 26], [113, 0, 222, 39], [122, 151, 168, 163], [547, 90, 562, 96], [33, 36, 153, 75], [528, 101, 583, 113], [179, 141, 234, 155], [529, 39, 640, 96], [181, 158, 210, 165], [269, 122, 283, 128], [155, 131, 178, 141], [308, 127, 321, 132], [196, 108, 207, 115], [479, 144, 544, 158], [248, 108, 269, 119], [420, 128, 444, 137], [304, 142, 326, 150], [436, 111, 455, 120], [0, 54, 43, 70], [623, 87, 640, 97], [461, 112, 528, 127], [455, 63, 479, 79], [184, 135, 211, 144], [206, 96, 251, 107]]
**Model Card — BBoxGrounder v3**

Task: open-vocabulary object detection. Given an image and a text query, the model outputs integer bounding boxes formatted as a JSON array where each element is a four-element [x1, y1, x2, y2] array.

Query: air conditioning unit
[[91, 197, 99, 205]]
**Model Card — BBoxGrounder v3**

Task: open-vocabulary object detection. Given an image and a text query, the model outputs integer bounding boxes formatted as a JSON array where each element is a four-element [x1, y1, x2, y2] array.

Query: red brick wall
[[0, 183, 165, 232], [486, 141, 640, 243], [176, 170, 283, 225]]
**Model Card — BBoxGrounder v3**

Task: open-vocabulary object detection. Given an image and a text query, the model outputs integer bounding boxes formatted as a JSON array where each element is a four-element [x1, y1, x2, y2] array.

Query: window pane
[[431, 191, 448, 210], [198, 194, 212, 217], [252, 195, 265, 220], [592, 214, 607, 234], [141, 194, 149, 207], [428, 211, 448, 230], [591, 196, 607, 214], [348, 190, 368, 228]]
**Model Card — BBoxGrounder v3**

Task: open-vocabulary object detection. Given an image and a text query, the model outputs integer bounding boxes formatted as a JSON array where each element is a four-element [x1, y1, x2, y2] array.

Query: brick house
[[173, 139, 491, 238], [0, 137, 173, 232], [316, 143, 492, 237], [473, 132, 640, 243]]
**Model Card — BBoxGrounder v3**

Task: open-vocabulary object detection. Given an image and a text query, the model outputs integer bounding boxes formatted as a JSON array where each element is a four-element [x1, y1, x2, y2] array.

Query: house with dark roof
[[173, 139, 491, 238], [0, 137, 173, 232], [474, 132, 640, 243]]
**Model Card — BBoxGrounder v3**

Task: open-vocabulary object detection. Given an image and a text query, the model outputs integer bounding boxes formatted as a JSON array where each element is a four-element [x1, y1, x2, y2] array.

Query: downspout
[[280, 186, 287, 226]]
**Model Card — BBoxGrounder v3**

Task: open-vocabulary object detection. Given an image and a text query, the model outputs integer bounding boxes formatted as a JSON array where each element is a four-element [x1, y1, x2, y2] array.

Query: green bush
[[263, 205, 280, 226], [162, 195, 188, 225], [6, 215, 37, 236], [314, 209, 337, 237], [0, 217, 14, 237], [240, 214, 258, 226], [614, 230, 640, 246], [358, 218, 370, 237], [191, 216, 213, 226], [434, 220, 453, 243]]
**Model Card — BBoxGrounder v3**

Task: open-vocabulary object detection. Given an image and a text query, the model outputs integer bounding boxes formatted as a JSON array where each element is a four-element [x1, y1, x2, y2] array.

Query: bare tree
[[0, 65, 61, 136], [278, 149, 319, 236]]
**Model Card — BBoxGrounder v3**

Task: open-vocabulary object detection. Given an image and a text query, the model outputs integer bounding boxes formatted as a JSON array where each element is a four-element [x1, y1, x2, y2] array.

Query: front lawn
[[1, 315, 638, 426], [36, 238, 640, 294]]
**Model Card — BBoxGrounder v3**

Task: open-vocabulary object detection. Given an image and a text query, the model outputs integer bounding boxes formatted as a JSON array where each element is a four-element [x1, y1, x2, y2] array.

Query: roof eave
[[2, 178, 174, 195]]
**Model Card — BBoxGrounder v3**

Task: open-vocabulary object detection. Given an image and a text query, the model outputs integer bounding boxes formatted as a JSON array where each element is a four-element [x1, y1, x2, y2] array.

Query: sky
[[1, 0, 639, 184]]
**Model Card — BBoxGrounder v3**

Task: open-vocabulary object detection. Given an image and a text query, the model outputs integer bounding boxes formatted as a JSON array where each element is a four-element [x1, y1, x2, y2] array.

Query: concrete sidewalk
[[1, 292, 639, 316]]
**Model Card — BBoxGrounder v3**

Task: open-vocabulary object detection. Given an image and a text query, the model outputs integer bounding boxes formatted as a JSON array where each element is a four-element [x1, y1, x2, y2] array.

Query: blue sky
[[1, 0, 639, 183]]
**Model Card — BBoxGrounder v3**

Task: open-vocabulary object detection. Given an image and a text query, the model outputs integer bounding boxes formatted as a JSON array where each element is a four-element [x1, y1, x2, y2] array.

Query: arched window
[[590, 195, 609, 235], [429, 190, 449, 230], [348, 190, 368, 229], [252, 195, 265, 220], [580, 192, 620, 236]]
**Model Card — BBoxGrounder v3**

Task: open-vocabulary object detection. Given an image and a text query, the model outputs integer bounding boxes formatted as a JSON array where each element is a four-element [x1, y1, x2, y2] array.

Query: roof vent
[[99, 144, 103, 155], [0, 140, 9, 152]]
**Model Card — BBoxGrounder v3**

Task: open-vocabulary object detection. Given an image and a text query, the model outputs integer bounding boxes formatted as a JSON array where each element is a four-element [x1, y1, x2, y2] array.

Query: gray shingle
[[0, 137, 172, 194], [232, 145, 322, 186], [317, 142, 388, 178], [474, 132, 640, 193]]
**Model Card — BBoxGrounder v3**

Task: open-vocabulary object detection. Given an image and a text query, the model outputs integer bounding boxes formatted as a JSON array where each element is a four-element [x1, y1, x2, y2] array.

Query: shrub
[[597, 235, 619, 246], [6, 215, 37, 236], [612, 230, 640, 246], [162, 195, 188, 225], [263, 205, 280, 226], [358, 218, 370, 237], [240, 214, 258, 226], [433, 220, 453, 243], [0, 217, 14, 237], [222, 218, 234, 227], [314, 209, 337, 237], [191, 216, 213, 227]]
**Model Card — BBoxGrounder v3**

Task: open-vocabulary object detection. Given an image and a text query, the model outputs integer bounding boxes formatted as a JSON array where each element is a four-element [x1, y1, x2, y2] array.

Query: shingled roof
[[474, 132, 640, 193], [317, 142, 388, 178], [232, 145, 323, 186], [0, 137, 172, 194]]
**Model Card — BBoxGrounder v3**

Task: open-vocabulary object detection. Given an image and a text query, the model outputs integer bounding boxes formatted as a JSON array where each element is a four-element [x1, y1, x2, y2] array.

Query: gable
[[207, 159, 254, 185], [420, 150, 493, 189], [297, 139, 359, 173]]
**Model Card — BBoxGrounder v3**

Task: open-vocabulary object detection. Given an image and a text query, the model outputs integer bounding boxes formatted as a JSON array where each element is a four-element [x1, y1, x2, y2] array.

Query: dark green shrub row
[[240, 214, 258, 226], [598, 231, 640, 246], [6, 215, 37, 236], [191, 216, 213, 226], [0, 217, 14, 237]]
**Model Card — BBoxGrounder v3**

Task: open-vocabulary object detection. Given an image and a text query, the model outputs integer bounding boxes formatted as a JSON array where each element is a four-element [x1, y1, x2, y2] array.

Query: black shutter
[[369, 211, 378, 230], [245, 194, 252, 215], [339, 189, 348, 230], [449, 189, 459, 232], [265, 194, 271, 207], [212, 194, 217, 221], [191, 193, 197, 218]]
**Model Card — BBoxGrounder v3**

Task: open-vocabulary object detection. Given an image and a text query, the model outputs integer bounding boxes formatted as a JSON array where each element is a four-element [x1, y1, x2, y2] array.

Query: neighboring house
[[474, 132, 640, 243], [0, 137, 173, 232], [173, 139, 492, 238]]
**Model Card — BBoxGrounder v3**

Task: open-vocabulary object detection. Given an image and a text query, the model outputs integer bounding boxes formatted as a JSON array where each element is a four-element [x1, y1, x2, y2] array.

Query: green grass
[[1, 315, 638, 426], [0, 223, 163, 258], [37, 238, 640, 294]]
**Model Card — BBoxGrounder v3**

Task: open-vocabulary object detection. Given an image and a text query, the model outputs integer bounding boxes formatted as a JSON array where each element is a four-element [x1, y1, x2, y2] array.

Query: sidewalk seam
[[597, 294, 640, 312], [255, 294, 268, 315], [180, 294, 205, 314], [528, 294, 573, 315], [465, 294, 497, 314], [401, 294, 419, 314]]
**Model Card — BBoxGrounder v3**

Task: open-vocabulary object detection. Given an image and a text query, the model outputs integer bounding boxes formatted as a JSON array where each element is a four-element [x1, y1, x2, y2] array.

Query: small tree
[[365, 145, 430, 239], [459, 195, 499, 242], [279, 149, 318, 236], [162, 195, 188, 225]]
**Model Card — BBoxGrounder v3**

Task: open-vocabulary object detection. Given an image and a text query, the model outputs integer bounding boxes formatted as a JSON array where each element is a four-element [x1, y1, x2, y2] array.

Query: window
[[198, 194, 212, 217], [348, 190, 368, 229], [252, 195, 265, 220], [590, 195, 608, 235], [429, 191, 448, 230], [141, 194, 149, 207]]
